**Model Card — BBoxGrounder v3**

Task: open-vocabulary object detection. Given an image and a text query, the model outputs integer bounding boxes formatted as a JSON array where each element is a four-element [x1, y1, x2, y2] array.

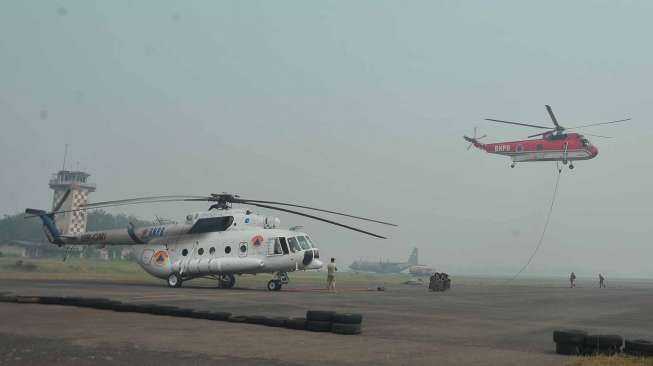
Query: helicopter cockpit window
[[581, 138, 591, 148], [188, 216, 234, 234], [297, 236, 311, 250], [279, 237, 290, 255], [287, 237, 301, 253]]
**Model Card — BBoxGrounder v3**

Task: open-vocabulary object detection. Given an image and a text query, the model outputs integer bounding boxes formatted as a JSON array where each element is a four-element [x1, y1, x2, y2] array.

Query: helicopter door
[[279, 237, 290, 255]]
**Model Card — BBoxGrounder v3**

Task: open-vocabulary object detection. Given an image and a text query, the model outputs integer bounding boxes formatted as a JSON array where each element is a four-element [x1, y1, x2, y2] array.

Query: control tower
[[49, 170, 96, 235]]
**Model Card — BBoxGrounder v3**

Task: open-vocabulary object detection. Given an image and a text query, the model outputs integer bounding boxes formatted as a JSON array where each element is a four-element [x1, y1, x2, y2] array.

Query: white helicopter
[[26, 193, 395, 291]]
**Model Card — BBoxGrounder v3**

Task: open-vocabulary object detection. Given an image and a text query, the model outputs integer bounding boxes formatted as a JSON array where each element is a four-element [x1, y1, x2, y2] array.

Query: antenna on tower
[[62, 144, 69, 171]]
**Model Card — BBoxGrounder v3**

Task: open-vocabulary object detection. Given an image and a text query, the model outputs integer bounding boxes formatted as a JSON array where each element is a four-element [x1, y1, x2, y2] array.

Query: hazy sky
[[1, 1, 652, 277]]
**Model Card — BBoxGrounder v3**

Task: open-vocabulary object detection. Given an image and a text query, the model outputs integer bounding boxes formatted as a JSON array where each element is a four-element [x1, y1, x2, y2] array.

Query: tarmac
[[1, 277, 652, 365]]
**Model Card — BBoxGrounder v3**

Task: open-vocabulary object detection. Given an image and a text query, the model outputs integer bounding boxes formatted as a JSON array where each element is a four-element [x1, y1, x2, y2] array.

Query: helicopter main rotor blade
[[581, 133, 613, 139], [236, 199, 397, 226], [545, 105, 561, 129], [81, 195, 208, 209], [566, 118, 631, 130], [485, 119, 551, 129], [247, 202, 388, 239], [52, 189, 72, 212]]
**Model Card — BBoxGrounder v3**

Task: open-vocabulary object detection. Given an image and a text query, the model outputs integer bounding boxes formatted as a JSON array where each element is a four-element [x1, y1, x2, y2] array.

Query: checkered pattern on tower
[[69, 190, 89, 234]]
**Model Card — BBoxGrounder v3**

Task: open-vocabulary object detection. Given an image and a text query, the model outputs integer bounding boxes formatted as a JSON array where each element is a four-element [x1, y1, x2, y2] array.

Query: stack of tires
[[553, 330, 587, 355], [582, 335, 623, 356], [624, 340, 653, 356], [553, 329, 640, 356], [305, 310, 362, 335]]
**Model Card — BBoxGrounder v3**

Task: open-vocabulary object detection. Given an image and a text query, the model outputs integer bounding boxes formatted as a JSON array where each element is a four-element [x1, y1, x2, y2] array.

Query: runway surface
[[1, 277, 652, 365]]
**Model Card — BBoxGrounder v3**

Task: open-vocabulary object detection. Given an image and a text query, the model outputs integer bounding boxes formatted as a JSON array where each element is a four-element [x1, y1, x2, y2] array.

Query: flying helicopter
[[464, 105, 630, 169], [26, 193, 396, 291]]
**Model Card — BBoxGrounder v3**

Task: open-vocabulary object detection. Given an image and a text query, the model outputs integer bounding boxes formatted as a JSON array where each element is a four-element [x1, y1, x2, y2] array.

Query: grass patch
[[569, 355, 653, 366]]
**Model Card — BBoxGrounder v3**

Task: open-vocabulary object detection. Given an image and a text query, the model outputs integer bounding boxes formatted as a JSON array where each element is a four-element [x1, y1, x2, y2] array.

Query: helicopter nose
[[591, 146, 599, 158]]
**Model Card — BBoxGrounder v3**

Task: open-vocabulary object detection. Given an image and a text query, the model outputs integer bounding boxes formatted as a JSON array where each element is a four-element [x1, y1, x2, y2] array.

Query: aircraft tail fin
[[408, 247, 418, 266], [25, 209, 65, 246]]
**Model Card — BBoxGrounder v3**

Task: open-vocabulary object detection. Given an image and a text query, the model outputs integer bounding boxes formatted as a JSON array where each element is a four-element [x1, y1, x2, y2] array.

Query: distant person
[[599, 273, 605, 288], [327, 258, 337, 293], [569, 272, 576, 288]]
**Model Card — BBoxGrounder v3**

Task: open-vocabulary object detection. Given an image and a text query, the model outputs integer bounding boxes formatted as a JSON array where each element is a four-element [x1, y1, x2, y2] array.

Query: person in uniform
[[569, 272, 576, 288], [599, 273, 605, 288], [327, 257, 337, 293]]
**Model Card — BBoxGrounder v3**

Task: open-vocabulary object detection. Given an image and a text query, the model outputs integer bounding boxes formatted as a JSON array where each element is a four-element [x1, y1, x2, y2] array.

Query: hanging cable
[[506, 163, 563, 282]]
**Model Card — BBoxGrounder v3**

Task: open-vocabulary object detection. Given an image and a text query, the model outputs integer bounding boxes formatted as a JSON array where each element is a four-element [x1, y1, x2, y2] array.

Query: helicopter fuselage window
[[268, 238, 283, 255], [209, 247, 215, 255], [225, 246, 231, 254], [182, 249, 188, 256], [240, 244, 247, 253], [279, 237, 290, 255], [198, 248, 204, 255], [297, 236, 311, 250]]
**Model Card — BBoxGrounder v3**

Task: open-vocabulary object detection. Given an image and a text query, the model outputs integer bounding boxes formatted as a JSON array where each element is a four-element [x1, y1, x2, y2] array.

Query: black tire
[[583, 335, 623, 355], [208, 311, 231, 321], [264, 317, 288, 327], [16, 296, 40, 304], [245, 315, 266, 325], [38, 296, 63, 305], [191, 310, 212, 320], [220, 274, 236, 289], [306, 310, 336, 322], [331, 322, 362, 335], [112, 303, 140, 312], [285, 317, 307, 330], [625, 339, 653, 356], [267, 280, 281, 291], [131, 304, 154, 314], [170, 308, 195, 318], [91, 300, 121, 310], [333, 313, 363, 324], [60, 297, 86, 306], [228, 315, 248, 323], [167, 273, 182, 288], [556, 342, 580, 356], [553, 329, 587, 344], [150, 305, 180, 316], [306, 320, 331, 332], [0, 294, 17, 303]]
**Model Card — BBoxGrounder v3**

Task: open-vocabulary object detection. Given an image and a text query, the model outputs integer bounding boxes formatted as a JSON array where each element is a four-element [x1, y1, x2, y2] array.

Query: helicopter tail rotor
[[464, 127, 486, 150]]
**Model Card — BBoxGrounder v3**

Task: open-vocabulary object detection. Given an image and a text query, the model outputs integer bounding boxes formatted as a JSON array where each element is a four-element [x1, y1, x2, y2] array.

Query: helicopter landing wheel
[[167, 273, 183, 288], [510, 163, 515, 168], [267, 280, 282, 291], [569, 163, 574, 169], [219, 274, 235, 289]]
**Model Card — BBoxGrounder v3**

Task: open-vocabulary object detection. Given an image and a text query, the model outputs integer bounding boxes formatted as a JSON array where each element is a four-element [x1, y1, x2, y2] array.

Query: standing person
[[599, 273, 605, 288], [327, 258, 337, 293], [569, 272, 576, 288]]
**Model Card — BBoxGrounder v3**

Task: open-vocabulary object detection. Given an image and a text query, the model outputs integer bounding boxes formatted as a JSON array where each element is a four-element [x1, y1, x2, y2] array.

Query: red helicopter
[[464, 105, 630, 169]]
